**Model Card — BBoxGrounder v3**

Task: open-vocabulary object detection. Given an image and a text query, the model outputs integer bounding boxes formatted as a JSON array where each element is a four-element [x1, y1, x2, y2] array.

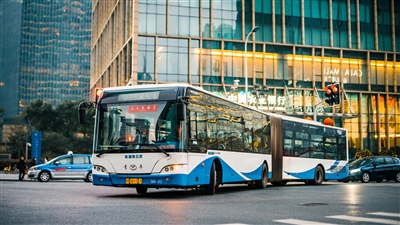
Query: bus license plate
[[126, 178, 142, 185]]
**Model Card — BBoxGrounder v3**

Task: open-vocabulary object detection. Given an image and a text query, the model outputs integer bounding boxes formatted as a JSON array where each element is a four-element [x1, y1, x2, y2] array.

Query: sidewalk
[[0, 172, 33, 181], [0, 172, 85, 182]]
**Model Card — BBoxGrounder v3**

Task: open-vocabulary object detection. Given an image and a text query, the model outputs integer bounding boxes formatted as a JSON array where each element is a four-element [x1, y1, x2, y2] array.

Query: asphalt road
[[0, 176, 399, 225]]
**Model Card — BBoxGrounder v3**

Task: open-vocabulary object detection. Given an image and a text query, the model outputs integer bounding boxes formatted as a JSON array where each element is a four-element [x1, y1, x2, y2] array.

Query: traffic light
[[94, 88, 103, 103], [324, 83, 340, 106]]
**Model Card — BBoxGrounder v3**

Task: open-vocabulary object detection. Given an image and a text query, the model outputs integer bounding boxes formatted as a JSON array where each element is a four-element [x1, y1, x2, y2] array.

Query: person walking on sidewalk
[[16, 156, 27, 181], [30, 157, 37, 168]]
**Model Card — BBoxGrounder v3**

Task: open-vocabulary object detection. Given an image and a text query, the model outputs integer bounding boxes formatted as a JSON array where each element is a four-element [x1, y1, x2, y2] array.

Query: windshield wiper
[[149, 142, 170, 157]]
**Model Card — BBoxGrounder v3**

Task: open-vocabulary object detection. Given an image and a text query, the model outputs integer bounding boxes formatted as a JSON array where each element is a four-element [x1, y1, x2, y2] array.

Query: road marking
[[274, 219, 338, 225], [326, 215, 400, 224], [367, 212, 400, 218]]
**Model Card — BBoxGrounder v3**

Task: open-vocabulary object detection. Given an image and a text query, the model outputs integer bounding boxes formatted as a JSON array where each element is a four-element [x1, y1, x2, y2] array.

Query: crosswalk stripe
[[274, 219, 338, 225], [367, 212, 400, 218], [326, 215, 400, 224]]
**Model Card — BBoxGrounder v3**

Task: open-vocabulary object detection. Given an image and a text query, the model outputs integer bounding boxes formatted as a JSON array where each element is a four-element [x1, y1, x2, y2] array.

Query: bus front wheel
[[204, 162, 217, 195], [136, 187, 148, 194]]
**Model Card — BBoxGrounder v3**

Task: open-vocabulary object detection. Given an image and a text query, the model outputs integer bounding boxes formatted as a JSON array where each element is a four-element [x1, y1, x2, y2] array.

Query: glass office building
[[0, 0, 92, 118], [91, 0, 400, 156]]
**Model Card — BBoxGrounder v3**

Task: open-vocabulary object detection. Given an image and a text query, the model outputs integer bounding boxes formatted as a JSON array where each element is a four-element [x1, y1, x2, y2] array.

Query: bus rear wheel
[[310, 166, 324, 185], [136, 187, 148, 194], [204, 162, 217, 195], [255, 164, 268, 189]]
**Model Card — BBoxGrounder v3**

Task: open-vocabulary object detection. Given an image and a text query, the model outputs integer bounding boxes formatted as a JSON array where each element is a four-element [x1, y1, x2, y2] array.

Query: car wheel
[[85, 172, 92, 182], [361, 172, 370, 183], [38, 171, 50, 182], [255, 164, 268, 189], [136, 187, 147, 194], [395, 172, 400, 183]]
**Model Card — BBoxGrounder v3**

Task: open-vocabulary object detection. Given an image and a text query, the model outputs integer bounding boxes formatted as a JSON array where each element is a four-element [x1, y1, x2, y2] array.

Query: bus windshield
[[95, 101, 181, 154]]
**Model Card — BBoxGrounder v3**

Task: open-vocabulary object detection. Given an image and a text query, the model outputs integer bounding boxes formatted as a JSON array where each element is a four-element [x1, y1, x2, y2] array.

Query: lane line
[[366, 212, 400, 218], [326, 215, 400, 225], [274, 219, 338, 225]]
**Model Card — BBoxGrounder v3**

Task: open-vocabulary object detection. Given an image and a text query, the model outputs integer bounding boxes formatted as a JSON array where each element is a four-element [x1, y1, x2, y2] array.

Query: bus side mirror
[[177, 102, 185, 121], [78, 102, 89, 124]]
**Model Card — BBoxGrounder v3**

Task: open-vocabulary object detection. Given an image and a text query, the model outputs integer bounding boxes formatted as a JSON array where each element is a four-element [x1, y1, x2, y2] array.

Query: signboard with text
[[31, 132, 42, 164]]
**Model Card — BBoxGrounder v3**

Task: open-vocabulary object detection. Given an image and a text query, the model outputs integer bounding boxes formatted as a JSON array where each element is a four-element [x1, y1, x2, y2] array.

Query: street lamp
[[244, 26, 259, 106], [26, 142, 31, 159]]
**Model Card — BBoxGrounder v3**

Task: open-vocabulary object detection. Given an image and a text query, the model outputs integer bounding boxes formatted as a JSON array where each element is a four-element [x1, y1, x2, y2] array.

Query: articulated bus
[[78, 84, 348, 194]]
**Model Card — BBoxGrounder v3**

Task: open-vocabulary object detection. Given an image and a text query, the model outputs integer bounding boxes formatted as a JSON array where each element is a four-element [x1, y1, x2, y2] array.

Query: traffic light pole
[[313, 100, 325, 121]]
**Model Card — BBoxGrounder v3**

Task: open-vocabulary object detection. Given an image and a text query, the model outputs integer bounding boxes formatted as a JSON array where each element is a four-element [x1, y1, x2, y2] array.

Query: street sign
[[31, 132, 42, 164]]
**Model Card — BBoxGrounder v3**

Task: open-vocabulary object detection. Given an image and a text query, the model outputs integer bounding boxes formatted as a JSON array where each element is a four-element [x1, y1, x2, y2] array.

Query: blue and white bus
[[78, 84, 348, 194]]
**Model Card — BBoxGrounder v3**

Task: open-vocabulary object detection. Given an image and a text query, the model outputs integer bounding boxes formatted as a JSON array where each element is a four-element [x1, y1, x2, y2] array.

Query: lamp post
[[244, 26, 259, 106], [26, 142, 31, 159]]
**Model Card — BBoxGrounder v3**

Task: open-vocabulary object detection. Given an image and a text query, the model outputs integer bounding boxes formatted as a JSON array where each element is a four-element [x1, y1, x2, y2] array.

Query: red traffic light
[[331, 84, 338, 93], [324, 86, 332, 95], [95, 88, 103, 102]]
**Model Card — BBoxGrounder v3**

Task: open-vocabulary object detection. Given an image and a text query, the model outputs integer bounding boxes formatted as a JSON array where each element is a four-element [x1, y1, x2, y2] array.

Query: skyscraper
[[0, 0, 92, 118]]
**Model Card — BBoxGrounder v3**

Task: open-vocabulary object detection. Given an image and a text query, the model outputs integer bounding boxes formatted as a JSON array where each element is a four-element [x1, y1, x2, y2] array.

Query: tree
[[6, 123, 30, 158], [378, 149, 397, 157], [21, 99, 55, 132], [52, 100, 80, 139], [5, 99, 95, 159], [354, 149, 373, 159], [41, 133, 71, 158]]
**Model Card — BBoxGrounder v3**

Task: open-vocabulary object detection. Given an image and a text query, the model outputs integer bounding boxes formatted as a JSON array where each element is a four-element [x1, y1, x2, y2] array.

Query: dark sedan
[[348, 156, 400, 183]]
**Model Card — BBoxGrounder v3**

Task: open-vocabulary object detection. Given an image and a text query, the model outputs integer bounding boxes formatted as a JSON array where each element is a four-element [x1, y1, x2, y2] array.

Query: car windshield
[[95, 101, 182, 154], [349, 157, 374, 168]]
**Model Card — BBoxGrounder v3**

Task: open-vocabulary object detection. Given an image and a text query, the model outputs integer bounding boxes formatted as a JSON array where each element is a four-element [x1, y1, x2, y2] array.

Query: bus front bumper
[[93, 173, 196, 188]]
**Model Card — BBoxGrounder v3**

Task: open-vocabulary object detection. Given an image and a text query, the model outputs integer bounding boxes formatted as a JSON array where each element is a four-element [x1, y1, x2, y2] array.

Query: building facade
[[91, 0, 400, 157], [0, 0, 92, 119]]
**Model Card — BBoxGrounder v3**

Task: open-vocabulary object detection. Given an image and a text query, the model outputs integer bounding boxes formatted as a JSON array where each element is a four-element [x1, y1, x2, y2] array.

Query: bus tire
[[136, 187, 148, 194], [312, 166, 324, 185], [204, 162, 217, 195], [255, 164, 268, 189]]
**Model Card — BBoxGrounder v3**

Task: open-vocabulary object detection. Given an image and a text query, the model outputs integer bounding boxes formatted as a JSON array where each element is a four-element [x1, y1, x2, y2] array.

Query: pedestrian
[[30, 157, 37, 168], [44, 156, 49, 163], [16, 156, 27, 181]]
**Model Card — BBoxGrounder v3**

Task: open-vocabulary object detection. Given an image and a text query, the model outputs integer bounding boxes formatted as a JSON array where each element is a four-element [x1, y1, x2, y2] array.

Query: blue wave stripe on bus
[[284, 167, 315, 179], [284, 163, 348, 180], [326, 161, 340, 171], [187, 157, 271, 184]]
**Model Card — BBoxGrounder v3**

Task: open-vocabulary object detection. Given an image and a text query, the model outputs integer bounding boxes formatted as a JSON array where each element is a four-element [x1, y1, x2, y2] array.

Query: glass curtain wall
[[94, 0, 400, 155]]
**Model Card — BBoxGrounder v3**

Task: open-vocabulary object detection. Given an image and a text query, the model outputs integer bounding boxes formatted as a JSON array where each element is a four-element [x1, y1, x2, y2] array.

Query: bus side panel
[[188, 152, 270, 184], [281, 158, 348, 180]]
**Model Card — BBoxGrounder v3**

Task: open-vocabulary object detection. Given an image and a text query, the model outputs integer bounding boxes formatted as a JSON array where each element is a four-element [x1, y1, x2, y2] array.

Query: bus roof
[[100, 84, 346, 131]]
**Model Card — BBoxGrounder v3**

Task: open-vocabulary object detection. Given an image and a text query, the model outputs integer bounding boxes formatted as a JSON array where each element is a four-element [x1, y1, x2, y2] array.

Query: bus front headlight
[[94, 165, 108, 173], [161, 164, 183, 173]]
